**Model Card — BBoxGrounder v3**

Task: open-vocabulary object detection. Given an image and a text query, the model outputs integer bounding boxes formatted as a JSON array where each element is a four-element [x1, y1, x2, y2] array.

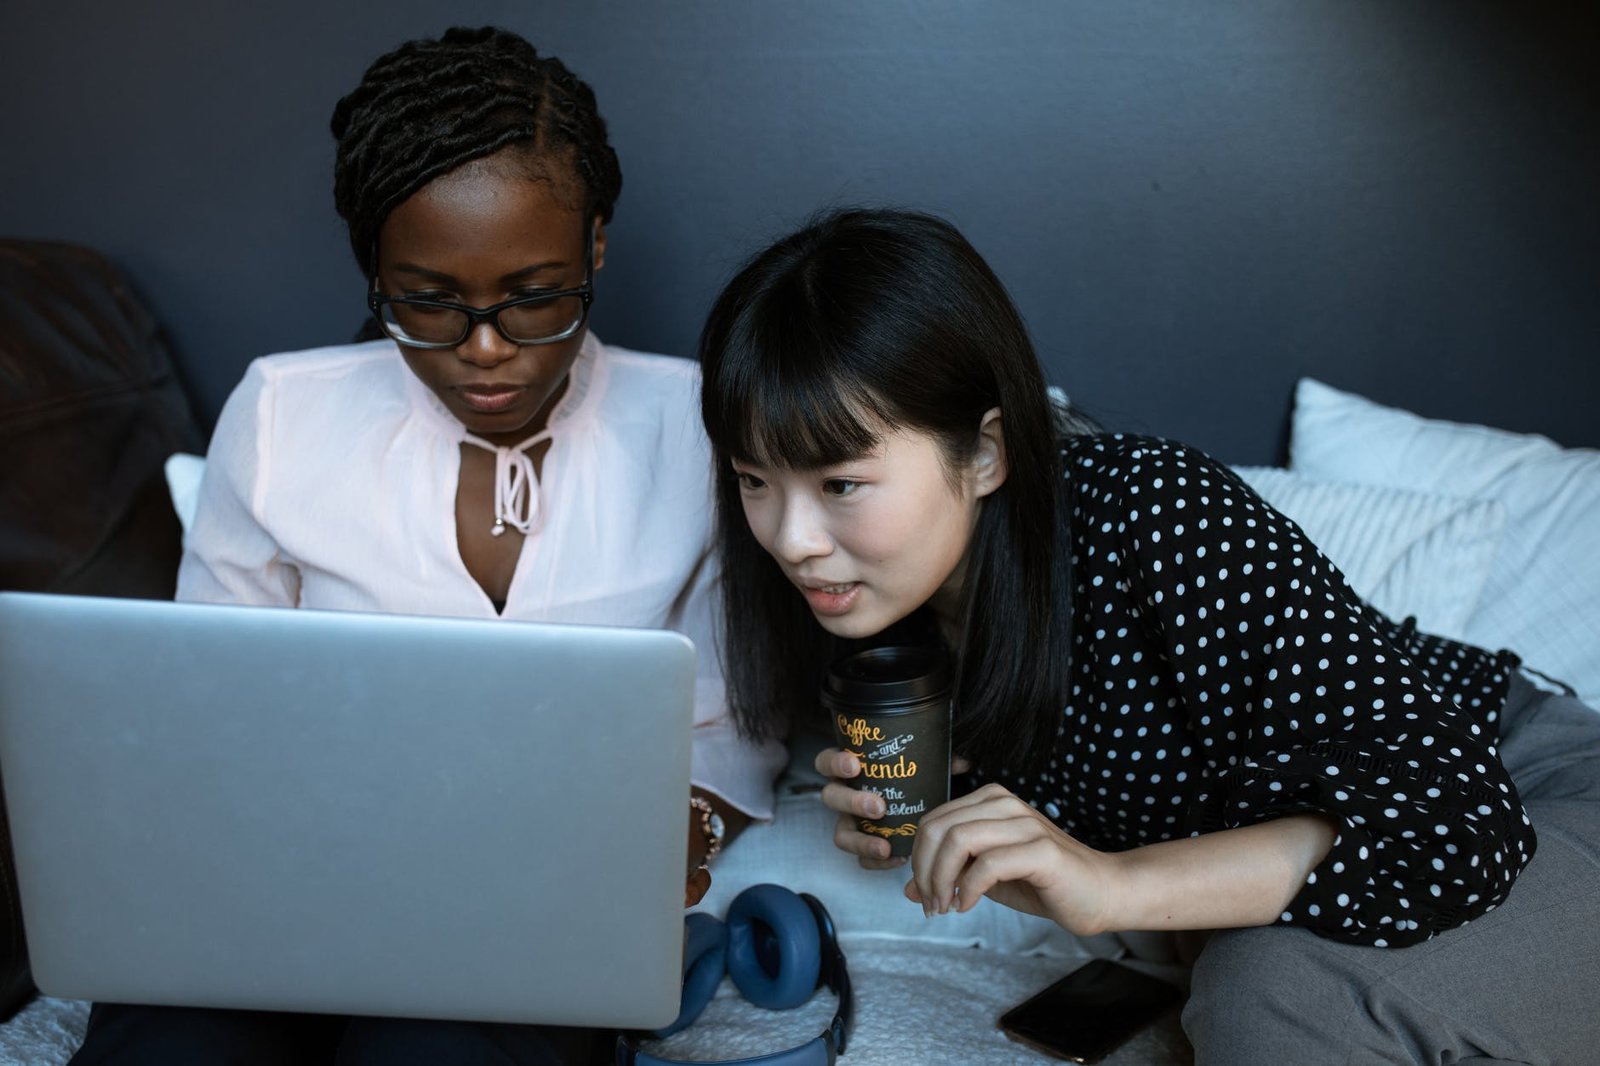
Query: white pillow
[[164, 452, 206, 536], [1230, 466, 1505, 643], [1290, 378, 1600, 706], [695, 779, 1097, 959]]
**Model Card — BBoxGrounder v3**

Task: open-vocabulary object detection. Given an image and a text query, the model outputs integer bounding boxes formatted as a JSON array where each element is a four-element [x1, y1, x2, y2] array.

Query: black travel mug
[[822, 646, 953, 858]]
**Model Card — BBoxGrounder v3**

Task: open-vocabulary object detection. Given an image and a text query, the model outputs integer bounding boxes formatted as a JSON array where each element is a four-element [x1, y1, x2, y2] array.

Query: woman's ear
[[973, 407, 1008, 498], [592, 217, 607, 272]]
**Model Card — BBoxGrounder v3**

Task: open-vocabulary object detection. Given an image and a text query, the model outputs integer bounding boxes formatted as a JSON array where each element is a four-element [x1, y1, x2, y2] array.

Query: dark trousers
[[70, 1004, 608, 1066]]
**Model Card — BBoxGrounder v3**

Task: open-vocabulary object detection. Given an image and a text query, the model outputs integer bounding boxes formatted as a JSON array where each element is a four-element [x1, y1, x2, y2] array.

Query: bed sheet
[[644, 936, 1192, 1066], [0, 942, 1193, 1066]]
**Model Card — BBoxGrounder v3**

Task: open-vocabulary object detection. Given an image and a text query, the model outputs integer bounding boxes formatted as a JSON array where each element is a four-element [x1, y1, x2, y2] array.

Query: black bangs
[[703, 292, 900, 471], [700, 207, 1076, 772]]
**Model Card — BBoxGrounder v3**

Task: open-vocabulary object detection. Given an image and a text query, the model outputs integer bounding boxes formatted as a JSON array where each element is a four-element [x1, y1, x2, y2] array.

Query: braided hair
[[330, 25, 622, 276]]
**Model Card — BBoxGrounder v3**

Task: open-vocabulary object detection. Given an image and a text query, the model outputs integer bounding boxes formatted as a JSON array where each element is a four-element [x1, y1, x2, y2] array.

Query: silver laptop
[[0, 591, 694, 1028]]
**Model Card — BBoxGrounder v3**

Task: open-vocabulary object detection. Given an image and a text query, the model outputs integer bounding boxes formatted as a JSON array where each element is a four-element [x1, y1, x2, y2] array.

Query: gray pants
[[1183, 673, 1600, 1066]]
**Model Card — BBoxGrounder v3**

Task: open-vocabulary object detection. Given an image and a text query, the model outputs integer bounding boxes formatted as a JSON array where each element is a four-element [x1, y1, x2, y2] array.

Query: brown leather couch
[[0, 239, 203, 1019]]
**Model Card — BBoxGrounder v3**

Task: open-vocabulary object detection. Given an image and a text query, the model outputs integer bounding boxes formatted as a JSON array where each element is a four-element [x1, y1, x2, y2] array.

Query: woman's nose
[[455, 321, 519, 368], [772, 495, 832, 565]]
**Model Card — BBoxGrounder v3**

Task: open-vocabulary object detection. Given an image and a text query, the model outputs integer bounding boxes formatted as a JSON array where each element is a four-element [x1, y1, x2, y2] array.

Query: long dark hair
[[700, 208, 1078, 775]]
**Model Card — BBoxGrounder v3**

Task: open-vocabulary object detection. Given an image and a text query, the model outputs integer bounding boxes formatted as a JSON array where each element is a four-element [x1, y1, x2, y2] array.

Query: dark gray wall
[[3, 1, 1596, 464]]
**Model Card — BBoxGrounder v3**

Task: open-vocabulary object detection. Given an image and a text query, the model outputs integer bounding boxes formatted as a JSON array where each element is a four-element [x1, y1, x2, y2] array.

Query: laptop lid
[[0, 591, 694, 1028]]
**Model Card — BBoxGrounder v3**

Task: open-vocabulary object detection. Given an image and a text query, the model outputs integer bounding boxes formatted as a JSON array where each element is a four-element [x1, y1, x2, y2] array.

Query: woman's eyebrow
[[501, 259, 571, 283], [388, 258, 572, 284], [388, 261, 456, 283]]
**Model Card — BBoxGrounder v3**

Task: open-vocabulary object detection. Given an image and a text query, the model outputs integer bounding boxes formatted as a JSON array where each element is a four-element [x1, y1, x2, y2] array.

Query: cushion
[[0, 239, 202, 603], [1289, 378, 1600, 706], [163, 452, 206, 536], [1230, 466, 1505, 643], [0, 239, 205, 1022]]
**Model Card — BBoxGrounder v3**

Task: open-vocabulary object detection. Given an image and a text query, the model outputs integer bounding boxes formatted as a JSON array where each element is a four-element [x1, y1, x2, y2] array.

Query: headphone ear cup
[[724, 883, 822, 1010], [650, 911, 729, 1039]]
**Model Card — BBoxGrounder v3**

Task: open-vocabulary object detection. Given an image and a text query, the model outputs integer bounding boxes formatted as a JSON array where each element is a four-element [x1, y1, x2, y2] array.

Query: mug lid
[[823, 645, 951, 708]]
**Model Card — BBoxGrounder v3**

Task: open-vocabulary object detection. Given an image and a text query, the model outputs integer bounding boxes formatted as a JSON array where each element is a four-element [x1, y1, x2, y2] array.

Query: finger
[[916, 815, 1049, 914], [951, 756, 972, 774], [953, 839, 1063, 915], [813, 747, 861, 780], [912, 787, 1038, 871], [916, 787, 1040, 842], [859, 855, 908, 872], [917, 782, 1020, 828], [832, 811, 892, 861], [821, 780, 885, 819], [921, 809, 1043, 909]]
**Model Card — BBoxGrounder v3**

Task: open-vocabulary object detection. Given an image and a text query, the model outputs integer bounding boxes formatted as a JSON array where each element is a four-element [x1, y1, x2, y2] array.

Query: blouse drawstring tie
[[463, 427, 554, 537]]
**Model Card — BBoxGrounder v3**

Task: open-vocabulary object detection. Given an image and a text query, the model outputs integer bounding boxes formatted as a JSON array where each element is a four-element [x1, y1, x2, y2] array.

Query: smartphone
[[997, 958, 1183, 1064]]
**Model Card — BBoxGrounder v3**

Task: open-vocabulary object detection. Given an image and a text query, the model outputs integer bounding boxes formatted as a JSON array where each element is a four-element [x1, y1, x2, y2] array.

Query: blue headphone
[[615, 884, 854, 1066]]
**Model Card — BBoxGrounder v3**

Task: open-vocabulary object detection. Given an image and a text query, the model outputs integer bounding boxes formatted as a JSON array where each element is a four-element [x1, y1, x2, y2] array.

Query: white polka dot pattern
[[984, 434, 1535, 948]]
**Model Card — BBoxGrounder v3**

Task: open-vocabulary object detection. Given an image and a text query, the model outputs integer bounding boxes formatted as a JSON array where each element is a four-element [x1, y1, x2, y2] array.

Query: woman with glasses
[[71, 26, 782, 1066]]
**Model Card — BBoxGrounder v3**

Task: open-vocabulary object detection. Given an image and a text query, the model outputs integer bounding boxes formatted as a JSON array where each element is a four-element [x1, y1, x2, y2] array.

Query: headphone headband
[[616, 886, 853, 1066]]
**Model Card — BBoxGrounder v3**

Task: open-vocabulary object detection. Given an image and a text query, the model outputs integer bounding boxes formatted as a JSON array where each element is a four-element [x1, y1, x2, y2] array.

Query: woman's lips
[[800, 581, 860, 616], [457, 385, 524, 414]]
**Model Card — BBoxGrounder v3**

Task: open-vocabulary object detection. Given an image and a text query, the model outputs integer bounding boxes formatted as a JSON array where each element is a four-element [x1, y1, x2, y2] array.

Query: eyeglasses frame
[[366, 224, 595, 350]]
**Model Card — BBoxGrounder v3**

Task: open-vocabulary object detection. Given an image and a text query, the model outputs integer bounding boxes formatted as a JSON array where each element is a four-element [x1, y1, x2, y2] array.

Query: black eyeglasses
[[366, 227, 594, 349]]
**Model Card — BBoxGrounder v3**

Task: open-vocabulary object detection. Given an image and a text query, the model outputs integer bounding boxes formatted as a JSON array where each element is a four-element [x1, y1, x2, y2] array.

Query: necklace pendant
[[491, 518, 507, 538]]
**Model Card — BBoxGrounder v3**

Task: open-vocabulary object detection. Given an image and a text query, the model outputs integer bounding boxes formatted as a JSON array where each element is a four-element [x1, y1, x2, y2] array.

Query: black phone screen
[[997, 958, 1183, 1064]]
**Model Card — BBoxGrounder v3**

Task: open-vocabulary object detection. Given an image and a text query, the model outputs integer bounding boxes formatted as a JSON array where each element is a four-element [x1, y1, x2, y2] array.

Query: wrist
[[1081, 847, 1139, 936], [689, 794, 726, 862]]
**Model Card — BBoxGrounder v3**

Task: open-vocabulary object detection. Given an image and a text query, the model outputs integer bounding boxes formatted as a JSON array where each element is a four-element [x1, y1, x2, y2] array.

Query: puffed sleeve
[[175, 360, 302, 607], [1112, 439, 1535, 947]]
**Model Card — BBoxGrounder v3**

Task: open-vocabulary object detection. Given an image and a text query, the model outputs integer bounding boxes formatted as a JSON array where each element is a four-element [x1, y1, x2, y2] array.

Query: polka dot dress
[[987, 434, 1535, 948]]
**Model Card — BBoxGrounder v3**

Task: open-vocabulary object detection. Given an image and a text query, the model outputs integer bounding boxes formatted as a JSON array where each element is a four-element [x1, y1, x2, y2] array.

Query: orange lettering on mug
[[837, 715, 885, 748]]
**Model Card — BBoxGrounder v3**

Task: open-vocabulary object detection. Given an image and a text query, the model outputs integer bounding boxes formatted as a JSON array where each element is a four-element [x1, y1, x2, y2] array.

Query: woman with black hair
[[71, 26, 782, 1066], [699, 207, 1600, 1064]]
